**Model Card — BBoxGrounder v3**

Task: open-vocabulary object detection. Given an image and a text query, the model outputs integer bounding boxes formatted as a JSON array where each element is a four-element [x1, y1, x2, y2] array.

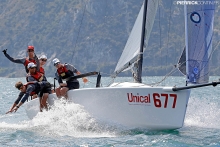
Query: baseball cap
[[27, 62, 37, 68], [27, 46, 34, 50], [52, 58, 60, 66], [39, 55, 47, 60]]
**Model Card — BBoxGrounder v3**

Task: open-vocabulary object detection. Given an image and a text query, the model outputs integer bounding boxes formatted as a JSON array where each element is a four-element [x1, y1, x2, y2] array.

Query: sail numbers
[[153, 93, 177, 108]]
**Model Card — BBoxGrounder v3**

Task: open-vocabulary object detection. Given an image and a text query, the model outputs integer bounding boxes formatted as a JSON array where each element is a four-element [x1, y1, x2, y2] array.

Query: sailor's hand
[[2, 49, 7, 55], [12, 106, 19, 112], [5, 109, 13, 114], [60, 83, 67, 87], [82, 77, 88, 83]]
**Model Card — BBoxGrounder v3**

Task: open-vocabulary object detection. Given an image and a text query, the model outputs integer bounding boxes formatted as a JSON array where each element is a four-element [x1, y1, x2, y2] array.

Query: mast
[[136, 0, 148, 83]]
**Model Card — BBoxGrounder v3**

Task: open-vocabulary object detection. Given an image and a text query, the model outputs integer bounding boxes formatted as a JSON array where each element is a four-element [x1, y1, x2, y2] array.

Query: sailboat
[[24, 0, 217, 130]]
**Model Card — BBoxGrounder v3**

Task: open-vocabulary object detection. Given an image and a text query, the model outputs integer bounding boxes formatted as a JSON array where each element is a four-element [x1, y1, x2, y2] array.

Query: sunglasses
[[54, 62, 60, 66], [41, 59, 47, 62], [29, 67, 36, 69], [27, 50, 34, 52]]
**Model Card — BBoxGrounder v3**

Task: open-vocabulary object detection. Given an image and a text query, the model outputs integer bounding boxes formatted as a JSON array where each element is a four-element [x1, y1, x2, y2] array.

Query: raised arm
[[34, 53, 40, 71], [3, 49, 25, 64]]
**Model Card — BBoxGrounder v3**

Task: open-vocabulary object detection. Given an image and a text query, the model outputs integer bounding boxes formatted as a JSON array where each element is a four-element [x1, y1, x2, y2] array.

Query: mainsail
[[113, 0, 159, 78], [178, 0, 215, 84]]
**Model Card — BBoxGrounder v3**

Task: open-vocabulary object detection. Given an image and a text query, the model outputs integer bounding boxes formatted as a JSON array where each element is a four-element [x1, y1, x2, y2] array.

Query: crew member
[[26, 62, 46, 82], [6, 81, 51, 113], [38, 55, 47, 75], [52, 58, 88, 98], [2, 46, 39, 73]]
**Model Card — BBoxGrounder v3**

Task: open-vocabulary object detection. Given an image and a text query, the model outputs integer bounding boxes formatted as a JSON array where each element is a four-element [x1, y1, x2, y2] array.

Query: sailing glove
[[2, 49, 7, 55]]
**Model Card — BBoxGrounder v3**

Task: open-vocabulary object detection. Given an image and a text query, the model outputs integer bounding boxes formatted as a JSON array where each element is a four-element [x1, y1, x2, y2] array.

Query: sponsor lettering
[[127, 92, 178, 108], [127, 93, 150, 103]]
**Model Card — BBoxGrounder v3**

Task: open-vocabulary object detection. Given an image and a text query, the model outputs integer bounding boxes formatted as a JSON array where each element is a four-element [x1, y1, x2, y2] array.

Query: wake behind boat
[[23, 0, 217, 130]]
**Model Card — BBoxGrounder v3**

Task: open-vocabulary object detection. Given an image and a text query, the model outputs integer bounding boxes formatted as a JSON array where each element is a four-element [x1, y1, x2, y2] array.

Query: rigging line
[[70, 2, 87, 63], [158, 0, 163, 85], [148, 61, 187, 86], [152, 36, 219, 86], [211, 40, 220, 55], [149, 68, 177, 86], [100, 71, 111, 76], [165, 0, 173, 74]]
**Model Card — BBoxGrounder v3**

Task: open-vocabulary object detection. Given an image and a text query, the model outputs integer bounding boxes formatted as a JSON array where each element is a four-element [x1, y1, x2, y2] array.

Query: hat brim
[[29, 65, 37, 68], [54, 62, 60, 66]]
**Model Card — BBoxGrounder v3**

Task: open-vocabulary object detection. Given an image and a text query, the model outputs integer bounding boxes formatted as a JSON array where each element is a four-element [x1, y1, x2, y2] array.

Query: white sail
[[113, 0, 159, 76], [179, 0, 215, 84]]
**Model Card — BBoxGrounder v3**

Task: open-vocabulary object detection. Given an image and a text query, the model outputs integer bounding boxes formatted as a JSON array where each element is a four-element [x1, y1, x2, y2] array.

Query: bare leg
[[60, 87, 69, 99], [41, 93, 49, 110], [32, 94, 38, 99], [55, 87, 62, 98], [39, 97, 43, 112]]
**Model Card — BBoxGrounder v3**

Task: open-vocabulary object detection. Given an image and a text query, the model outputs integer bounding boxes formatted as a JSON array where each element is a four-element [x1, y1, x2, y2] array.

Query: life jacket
[[24, 58, 37, 73], [24, 82, 37, 96], [24, 57, 37, 67], [57, 65, 73, 80], [39, 67, 45, 75], [29, 71, 44, 82]]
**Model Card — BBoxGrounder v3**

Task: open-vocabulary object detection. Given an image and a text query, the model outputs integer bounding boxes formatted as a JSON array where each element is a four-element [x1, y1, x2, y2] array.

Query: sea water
[[0, 76, 220, 147]]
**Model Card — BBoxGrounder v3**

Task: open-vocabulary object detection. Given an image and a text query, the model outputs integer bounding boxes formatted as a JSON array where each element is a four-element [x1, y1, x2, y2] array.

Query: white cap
[[27, 62, 37, 68], [52, 58, 60, 66], [39, 55, 47, 60]]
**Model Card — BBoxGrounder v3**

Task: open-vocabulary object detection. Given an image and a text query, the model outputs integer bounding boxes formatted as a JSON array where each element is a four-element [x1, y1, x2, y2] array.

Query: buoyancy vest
[[24, 82, 37, 96], [39, 67, 45, 75], [57, 65, 73, 80], [28, 72, 44, 82], [24, 58, 37, 73], [24, 58, 37, 67]]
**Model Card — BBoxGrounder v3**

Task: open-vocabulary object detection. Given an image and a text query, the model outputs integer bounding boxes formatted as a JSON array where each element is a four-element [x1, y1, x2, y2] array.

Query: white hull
[[23, 82, 190, 130], [23, 93, 58, 119], [68, 82, 190, 130]]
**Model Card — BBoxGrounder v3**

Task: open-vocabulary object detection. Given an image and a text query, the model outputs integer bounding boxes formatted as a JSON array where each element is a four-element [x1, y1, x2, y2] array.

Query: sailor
[[26, 62, 47, 82], [2, 46, 39, 73], [26, 62, 50, 103], [5, 81, 52, 113], [52, 58, 88, 98], [38, 55, 47, 75]]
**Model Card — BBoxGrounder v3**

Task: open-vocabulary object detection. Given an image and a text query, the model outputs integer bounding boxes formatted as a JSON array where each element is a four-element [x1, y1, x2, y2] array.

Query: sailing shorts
[[38, 87, 52, 97], [67, 81, 79, 90]]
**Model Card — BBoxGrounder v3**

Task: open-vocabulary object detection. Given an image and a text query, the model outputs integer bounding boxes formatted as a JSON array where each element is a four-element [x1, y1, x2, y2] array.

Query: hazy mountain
[[0, 0, 219, 78]]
